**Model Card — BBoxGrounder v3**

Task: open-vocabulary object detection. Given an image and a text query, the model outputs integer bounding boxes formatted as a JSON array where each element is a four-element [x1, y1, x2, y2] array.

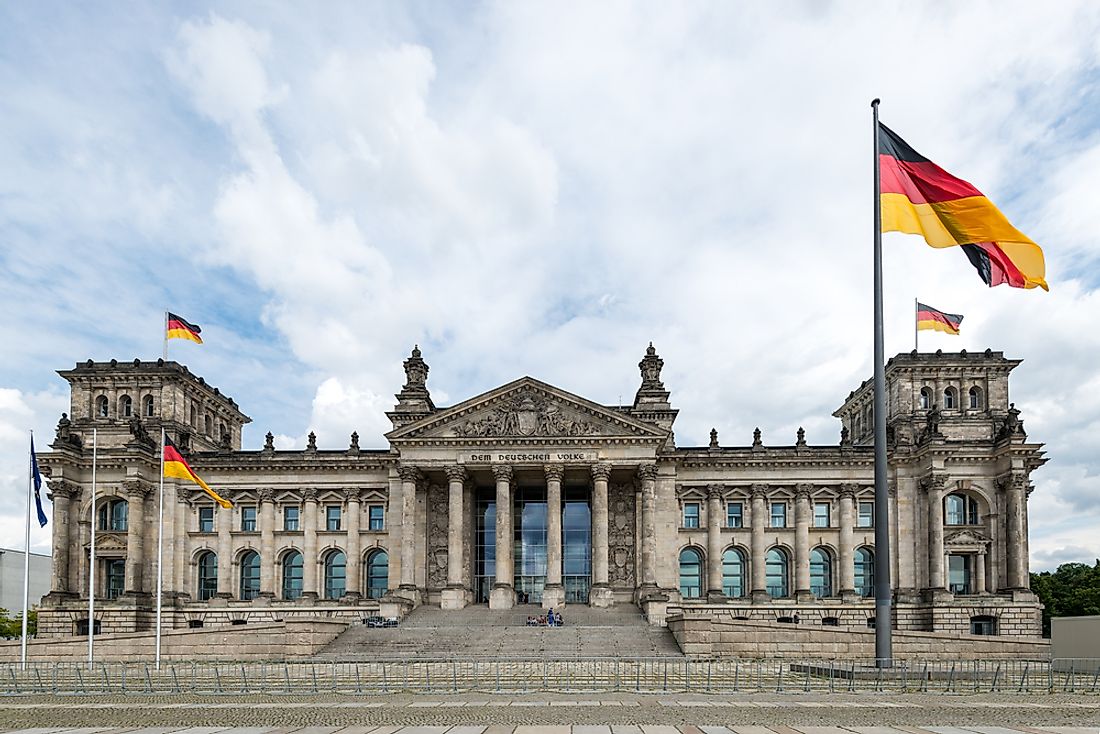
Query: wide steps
[[315, 604, 682, 659]]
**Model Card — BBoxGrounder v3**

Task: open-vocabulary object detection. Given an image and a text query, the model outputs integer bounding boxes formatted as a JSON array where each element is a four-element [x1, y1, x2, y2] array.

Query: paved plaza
[[0, 694, 1097, 730]]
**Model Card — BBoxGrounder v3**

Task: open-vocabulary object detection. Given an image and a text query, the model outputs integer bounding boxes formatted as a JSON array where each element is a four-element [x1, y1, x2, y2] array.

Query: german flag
[[167, 312, 203, 344], [163, 434, 231, 508], [878, 123, 1048, 291], [916, 302, 963, 335]]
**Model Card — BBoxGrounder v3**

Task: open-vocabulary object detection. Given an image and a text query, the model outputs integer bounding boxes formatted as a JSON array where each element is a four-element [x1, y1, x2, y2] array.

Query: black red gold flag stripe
[[163, 434, 231, 508], [167, 312, 203, 344], [916, 302, 963, 335], [878, 123, 1048, 291]]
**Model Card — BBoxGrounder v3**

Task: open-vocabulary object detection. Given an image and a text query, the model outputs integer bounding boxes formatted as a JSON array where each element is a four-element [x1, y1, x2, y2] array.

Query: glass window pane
[[284, 506, 300, 531], [857, 502, 874, 528], [766, 548, 788, 597], [770, 503, 786, 528], [813, 503, 830, 528], [679, 548, 702, 598], [241, 506, 257, 531], [282, 551, 303, 600], [368, 505, 384, 530], [326, 506, 342, 531], [726, 503, 743, 528], [683, 503, 699, 528]]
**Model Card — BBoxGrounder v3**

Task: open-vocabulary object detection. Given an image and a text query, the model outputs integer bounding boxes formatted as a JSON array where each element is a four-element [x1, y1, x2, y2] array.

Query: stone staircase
[[315, 603, 683, 659]]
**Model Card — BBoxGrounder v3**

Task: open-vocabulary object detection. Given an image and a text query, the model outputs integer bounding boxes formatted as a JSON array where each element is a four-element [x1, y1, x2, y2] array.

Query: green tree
[[1031, 560, 1100, 636], [0, 608, 37, 638]]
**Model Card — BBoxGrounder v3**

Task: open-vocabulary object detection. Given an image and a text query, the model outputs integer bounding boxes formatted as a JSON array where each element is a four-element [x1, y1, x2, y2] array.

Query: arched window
[[219, 423, 229, 445], [239, 551, 260, 600], [96, 395, 109, 417], [190, 404, 198, 428], [810, 547, 833, 597], [678, 548, 703, 599], [945, 493, 979, 525], [324, 550, 347, 600], [943, 387, 958, 409], [968, 386, 983, 410], [98, 499, 128, 531], [143, 395, 155, 417], [854, 547, 874, 597], [919, 387, 932, 410], [365, 549, 389, 599], [204, 415, 213, 437], [853, 414, 862, 438], [119, 395, 133, 418], [766, 548, 789, 598], [721, 548, 746, 598], [197, 551, 218, 601], [282, 550, 303, 600]]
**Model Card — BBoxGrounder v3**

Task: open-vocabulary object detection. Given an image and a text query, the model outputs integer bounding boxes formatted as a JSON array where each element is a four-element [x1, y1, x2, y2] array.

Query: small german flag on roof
[[167, 312, 202, 344], [916, 302, 963, 335]]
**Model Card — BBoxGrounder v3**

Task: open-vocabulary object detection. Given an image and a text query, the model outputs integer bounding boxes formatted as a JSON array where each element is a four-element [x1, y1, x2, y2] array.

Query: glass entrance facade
[[473, 482, 591, 604]]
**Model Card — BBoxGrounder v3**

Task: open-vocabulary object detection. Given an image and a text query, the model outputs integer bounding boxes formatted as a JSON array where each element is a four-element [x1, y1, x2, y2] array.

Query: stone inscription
[[459, 450, 600, 465]]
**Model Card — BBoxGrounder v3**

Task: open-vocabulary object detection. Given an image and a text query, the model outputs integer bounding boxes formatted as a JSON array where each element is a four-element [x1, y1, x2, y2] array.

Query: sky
[[1, 2, 1098, 572]]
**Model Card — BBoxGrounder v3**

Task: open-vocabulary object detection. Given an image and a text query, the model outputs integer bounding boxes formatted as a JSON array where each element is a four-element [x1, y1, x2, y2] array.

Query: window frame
[[197, 551, 218, 601], [809, 546, 833, 598], [682, 502, 700, 529], [239, 551, 261, 600], [368, 505, 384, 531], [198, 506, 215, 533], [769, 502, 787, 528], [283, 506, 300, 531], [721, 547, 746, 598], [726, 502, 743, 529], [105, 558, 125, 599], [678, 547, 703, 599], [943, 386, 958, 410], [323, 550, 347, 600], [812, 502, 830, 528], [365, 549, 388, 599], [854, 546, 875, 598], [240, 505, 258, 532], [282, 550, 304, 600], [765, 547, 789, 598], [857, 501, 874, 528], [326, 505, 342, 531]]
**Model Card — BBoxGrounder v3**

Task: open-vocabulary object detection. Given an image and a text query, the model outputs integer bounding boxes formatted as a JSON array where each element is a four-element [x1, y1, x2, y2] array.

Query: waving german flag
[[163, 434, 231, 508], [879, 123, 1047, 291], [167, 312, 203, 344]]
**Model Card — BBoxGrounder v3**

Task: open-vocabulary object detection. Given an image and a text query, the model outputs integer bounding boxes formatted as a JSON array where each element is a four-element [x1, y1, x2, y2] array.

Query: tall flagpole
[[155, 426, 166, 669], [871, 98, 894, 667], [20, 432, 33, 670], [163, 311, 169, 361], [915, 298, 919, 352], [87, 428, 98, 668]]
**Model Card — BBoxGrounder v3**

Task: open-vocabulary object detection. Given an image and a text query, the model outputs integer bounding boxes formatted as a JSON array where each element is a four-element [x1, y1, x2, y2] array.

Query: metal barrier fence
[[3, 658, 1098, 695]]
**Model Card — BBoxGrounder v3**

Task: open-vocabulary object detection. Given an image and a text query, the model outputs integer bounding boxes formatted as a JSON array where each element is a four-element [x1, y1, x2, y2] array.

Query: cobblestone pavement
[[0, 694, 1097, 730]]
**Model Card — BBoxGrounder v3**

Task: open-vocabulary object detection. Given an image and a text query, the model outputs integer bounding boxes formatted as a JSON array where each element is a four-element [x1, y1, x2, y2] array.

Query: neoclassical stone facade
[[36, 346, 1046, 639]]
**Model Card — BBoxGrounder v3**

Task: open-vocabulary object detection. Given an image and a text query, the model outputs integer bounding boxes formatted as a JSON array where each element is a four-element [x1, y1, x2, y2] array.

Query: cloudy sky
[[2, 2, 1098, 571]]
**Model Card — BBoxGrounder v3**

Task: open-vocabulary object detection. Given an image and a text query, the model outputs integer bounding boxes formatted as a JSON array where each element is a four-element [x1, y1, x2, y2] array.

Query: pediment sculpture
[[451, 390, 607, 438]]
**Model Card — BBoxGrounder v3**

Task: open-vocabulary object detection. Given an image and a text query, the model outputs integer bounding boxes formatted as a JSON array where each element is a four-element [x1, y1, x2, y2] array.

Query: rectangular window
[[283, 506, 300, 531], [726, 502, 743, 528], [813, 502, 830, 528], [683, 502, 700, 528], [326, 505, 342, 531], [770, 502, 787, 528], [198, 506, 214, 533], [240, 506, 257, 532], [857, 501, 874, 528], [368, 505, 384, 531], [948, 554, 972, 595]]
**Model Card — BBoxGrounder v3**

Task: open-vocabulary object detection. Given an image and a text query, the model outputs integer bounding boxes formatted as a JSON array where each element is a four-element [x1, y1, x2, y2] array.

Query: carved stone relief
[[426, 483, 449, 589], [451, 388, 608, 438], [608, 482, 636, 587]]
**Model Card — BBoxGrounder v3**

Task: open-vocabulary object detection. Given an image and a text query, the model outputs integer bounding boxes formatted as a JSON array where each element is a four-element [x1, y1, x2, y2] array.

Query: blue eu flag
[[31, 435, 47, 528]]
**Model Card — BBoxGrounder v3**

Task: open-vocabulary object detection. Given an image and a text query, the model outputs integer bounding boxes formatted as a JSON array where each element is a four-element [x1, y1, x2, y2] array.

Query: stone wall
[[667, 613, 1050, 660], [0, 619, 348, 662]]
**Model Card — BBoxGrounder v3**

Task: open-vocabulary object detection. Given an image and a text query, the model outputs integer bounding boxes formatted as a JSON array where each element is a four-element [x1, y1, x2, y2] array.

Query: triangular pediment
[[944, 528, 991, 546], [386, 377, 667, 443]]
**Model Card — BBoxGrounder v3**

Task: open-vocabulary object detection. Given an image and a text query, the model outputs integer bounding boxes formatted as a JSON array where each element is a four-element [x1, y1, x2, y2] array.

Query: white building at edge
[[35, 345, 1046, 640]]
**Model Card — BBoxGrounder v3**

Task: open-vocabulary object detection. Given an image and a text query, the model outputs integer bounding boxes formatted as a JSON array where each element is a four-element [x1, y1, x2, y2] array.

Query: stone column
[[301, 488, 319, 601], [258, 489, 276, 598], [975, 551, 987, 594], [1004, 474, 1027, 589], [442, 466, 468, 610], [124, 480, 147, 595], [396, 468, 420, 595], [216, 502, 233, 598], [344, 488, 362, 600], [490, 464, 515, 609], [706, 485, 725, 600], [590, 463, 614, 607], [750, 484, 768, 601], [924, 475, 946, 591], [637, 463, 658, 592], [794, 484, 812, 600], [838, 484, 856, 599], [47, 481, 75, 594], [543, 465, 565, 609]]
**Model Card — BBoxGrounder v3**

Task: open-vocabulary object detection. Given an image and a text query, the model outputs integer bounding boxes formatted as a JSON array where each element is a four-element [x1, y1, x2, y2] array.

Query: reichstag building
[[37, 344, 1046, 639]]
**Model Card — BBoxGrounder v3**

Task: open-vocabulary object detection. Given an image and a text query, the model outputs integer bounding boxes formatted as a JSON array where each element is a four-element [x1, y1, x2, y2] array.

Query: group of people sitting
[[525, 607, 565, 627]]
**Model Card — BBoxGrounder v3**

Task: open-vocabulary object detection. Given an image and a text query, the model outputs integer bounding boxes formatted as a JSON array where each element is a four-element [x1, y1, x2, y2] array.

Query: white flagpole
[[163, 311, 168, 361], [155, 426, 165, 669], [20, 431, 33, 670], [88, 428, 98, 668]]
